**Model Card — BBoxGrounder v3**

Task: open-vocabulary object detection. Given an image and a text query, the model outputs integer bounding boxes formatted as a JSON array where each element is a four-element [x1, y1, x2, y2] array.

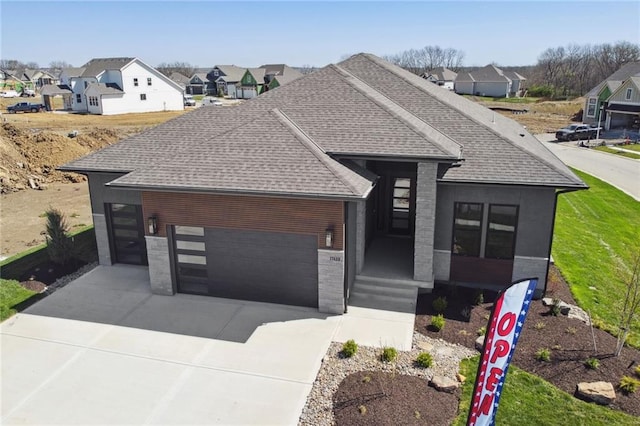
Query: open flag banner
[[467, 278, 538, 426]]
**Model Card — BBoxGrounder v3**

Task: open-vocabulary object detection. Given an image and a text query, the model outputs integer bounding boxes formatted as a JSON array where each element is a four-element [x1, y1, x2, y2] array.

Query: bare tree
[[384, 45, 465, 75], [615, 251, 640, 356], [297, 64, 317, 75], [0, 59, 23, 69], [156, 62, 197, 78], [49, 60, 73, 72]]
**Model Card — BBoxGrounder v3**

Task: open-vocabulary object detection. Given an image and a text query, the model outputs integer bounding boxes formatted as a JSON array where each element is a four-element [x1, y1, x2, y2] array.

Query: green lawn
[[594, 146, 640, 160], [552, 170, 640, 348], [453, 357, 639, 425], [613, 144, 640, 153], [0, 279, 36, 321]]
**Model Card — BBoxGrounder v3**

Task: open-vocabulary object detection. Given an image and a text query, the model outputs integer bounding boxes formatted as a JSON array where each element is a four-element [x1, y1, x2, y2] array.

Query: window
[[485, 205, 518, 259], [586, 98, 596, 117], [213, 70, 219, 77], [88, 96, 98, 106], [76, 94, 82, 103], [133, 78, 138, 86], [626, 88, 633, 100], [140, 93, 147, 101], [452, 203, 483, 256], [147, 77, 152, 86], [84, 81, 88, 89]]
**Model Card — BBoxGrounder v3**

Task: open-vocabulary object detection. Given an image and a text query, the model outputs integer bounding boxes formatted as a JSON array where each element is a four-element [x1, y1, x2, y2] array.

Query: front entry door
[[389, 177, 414, 235]]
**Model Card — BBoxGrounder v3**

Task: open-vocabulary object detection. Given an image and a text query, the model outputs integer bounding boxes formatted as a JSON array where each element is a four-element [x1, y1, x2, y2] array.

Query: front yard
[[0, 278, 35, 321]]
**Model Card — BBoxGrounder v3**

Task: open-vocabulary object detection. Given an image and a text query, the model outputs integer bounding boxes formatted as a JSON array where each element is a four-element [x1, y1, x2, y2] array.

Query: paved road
[[537, 134, 639, 201]]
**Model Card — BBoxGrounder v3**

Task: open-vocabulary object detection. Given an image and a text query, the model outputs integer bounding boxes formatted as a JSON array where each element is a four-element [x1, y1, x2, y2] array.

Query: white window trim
[[625, 88, 633, 100], [586, 98, 597, 118]]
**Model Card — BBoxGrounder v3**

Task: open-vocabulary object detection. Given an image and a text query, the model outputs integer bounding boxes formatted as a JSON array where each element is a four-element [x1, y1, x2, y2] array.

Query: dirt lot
[[0, 95, 582, 258]]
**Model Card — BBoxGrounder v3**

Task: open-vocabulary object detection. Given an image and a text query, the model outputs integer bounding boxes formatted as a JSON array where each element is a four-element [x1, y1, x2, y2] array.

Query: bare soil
[[482, 98, 583, 134]]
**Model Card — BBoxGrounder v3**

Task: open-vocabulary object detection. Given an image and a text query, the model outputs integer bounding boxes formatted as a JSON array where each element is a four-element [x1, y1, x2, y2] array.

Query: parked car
[[202, 97, 223, 106], [0, 90, 19, 98], [7, 102, 45, 113], [21, 88, 36, 97], [183, 95, 196, 106], [555, 124, 601, 141]]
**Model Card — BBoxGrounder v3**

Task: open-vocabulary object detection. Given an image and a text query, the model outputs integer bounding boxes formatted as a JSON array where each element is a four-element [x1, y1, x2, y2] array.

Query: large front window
[[485, 205, 518, 259], [587, 98, 596, 117], [452, 203, 483, 256]]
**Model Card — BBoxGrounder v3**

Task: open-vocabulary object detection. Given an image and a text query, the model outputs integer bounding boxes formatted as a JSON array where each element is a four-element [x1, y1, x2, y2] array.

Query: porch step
[[348, 276, 419, 313]]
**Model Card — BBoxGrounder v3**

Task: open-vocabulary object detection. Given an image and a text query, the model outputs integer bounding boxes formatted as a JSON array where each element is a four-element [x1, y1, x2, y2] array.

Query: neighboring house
[[454, 65, 526, 98], [262, 64, 303, 91], [0, 68, 36, 92], [238, 68, 266, 99], [421, 67, 457, 90], [60, 53, 586, 315], [583, 61, 640, 130], [169, 72, 190, 92], [62, 57, 183, 115], [186, 70, 213, 95], [208, 65, 245, 98]]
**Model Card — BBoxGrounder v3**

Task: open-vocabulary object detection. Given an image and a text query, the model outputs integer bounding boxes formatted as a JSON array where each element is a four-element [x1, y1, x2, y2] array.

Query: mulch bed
[[333, 371, 459, 426], [19, 279, 47, 293], [330, 266, 639, 424], [415, 265, 640, 417], [18, 258, 86, 285]]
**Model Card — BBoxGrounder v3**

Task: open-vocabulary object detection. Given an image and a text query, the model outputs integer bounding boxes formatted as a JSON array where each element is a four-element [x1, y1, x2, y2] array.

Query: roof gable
[[80, 57, 135, 77], [586, 61, 640, 97]]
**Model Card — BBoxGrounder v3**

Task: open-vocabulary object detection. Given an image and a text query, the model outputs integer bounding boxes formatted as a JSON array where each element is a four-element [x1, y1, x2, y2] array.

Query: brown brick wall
[[142, 192, 344, 250]]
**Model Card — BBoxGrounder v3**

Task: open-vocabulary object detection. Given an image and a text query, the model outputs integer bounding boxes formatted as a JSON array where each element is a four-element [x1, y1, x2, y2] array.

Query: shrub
[[565, 327, 577, 334], [45, 208, 74, 265], [473, 290, 484, 306], [415, 352, 433, 368], [414, 410, 421, 419], [341, 339, 358, 358], [635, 365, 640, 378], [358, 405, 367, 415], [430, 314, 445, 331], [477, 326, 486, 336], [584, 357, 600, 370], [527, 84, 554, 98], [381, 346, 397, 362], [550, 298, 562, 316], [618, 376, 640, 394], [535, 348, 551, 362], [534, 321, 546, 330], [362, 375, 371, 383], [460, 306, 471, 319], [432, 296, 448, 313]]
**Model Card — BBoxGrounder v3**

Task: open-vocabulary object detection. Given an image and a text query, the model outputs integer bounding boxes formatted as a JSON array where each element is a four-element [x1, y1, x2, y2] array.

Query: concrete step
[[351, 279, 417, 299], [348, 291, 416, 314], [356, 274, 434, 290]]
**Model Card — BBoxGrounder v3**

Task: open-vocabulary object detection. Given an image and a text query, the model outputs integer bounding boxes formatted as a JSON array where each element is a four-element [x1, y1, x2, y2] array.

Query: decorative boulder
[[475, 335, 485, 351], [430, 376, 459, 393], [576, 381, 616, 405]]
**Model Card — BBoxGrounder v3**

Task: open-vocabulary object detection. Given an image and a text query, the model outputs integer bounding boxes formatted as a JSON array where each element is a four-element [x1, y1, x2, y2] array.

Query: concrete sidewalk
[[1, 265, 415, 425]]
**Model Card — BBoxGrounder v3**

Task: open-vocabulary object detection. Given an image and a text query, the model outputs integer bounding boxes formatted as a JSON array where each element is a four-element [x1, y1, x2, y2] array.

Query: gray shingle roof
[[86, 82, 123, 95], [61, 67, 86, 78], [468, 64, 510, 83], [80, 58, 135, 77], [503, 70, 526, 81], [61, 53, 584, 198], [213, 65, 246, 82], [427, 67, 457, 82], [586, 61, 640, 97]]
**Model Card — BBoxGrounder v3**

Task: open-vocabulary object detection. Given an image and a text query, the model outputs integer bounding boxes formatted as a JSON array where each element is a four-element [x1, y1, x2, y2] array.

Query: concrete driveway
[[1, 265, 414, 425]]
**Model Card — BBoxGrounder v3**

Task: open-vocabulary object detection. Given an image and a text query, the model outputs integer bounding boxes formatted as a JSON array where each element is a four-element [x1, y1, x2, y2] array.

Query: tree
[[49, 60, 73, 72], [156, 61, 197, 78], [615, 250, 640, 356], [383, 45, 465, 75], [45, 208, 74, 266]]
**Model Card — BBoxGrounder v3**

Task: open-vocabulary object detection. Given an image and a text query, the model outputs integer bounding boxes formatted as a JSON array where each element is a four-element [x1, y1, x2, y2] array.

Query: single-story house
[[61, 57, 184, 115], [421, 67, 457, 90], [60, 53, 586, 314], [455, 65, 526, 98], [583, 61, 640, 130]]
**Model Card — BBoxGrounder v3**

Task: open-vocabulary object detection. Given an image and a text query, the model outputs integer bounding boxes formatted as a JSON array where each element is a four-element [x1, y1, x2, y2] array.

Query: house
[[583, 61, 640, 130], [454, 65, 526, 98], [61, 57, 184, 115], [169, 72, 190, 92], [421, 67, 457, 90], [207, 65, 245, 98], [0, 68, 36, 92], [60, 53, 586, 315], [263, 64, 303, 91], [238, 68, 266, 99], [186, 69, 214, 95]]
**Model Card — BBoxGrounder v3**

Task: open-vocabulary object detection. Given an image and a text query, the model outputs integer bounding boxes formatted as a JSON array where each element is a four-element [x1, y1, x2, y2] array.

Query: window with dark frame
[[452, 202, 483, 256], [626, 88, 633, 100], [76, 94, 82, 103], [485, 204, 518, 259], [133, 78, 138, 86], [140, 93, 147, 101], [147, 77, 152, 86], [587, 98, 596, 117]]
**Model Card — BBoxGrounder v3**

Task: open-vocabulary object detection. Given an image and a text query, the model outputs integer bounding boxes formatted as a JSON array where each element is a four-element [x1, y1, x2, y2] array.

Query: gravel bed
[[298, 332, 476, 426], [44, 262, 98, 294]]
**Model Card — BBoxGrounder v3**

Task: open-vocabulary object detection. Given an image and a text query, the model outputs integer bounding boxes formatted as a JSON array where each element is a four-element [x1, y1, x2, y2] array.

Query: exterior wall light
[[147, 216, 158, 235], [325, 227, 334, 248]]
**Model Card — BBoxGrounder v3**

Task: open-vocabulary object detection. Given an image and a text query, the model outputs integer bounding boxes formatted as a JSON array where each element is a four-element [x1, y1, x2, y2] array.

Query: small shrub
[[534, 321, 546, 330], [565, 327, 577, 334], [430, 314, 445, 331], [45, 208, 74, 265], [341, 339, 358, 358], [381, 346, 398, 362], [535, 348, 551, 362], [432, 296, 448, 313], [483, 314, 490, 321], [414, 410, 421, 419], [584, 357, 600, 370], [460, 306, 471, 319], [550, 298, 562, 316], [477, 326, 486, 336], [416, 352, 433, 368], [552, 344, 562, 350], [362, 375, 371, 383], [619, 376, 640, 394], [473, 290, 484, 306], [635, 365, 640, 378], [358, 405, 367, 415]]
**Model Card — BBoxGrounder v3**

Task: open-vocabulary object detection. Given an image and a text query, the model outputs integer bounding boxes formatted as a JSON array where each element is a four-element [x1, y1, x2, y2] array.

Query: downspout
[[543, 188, 579, 297], [343, 201, 349, 313]]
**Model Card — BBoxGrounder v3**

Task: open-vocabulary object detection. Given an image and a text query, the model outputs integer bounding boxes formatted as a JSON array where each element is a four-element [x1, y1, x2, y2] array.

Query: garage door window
[[174, 226, 208, 294]]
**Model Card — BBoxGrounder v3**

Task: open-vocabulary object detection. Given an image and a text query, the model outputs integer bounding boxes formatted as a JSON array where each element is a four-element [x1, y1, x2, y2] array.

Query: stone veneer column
[[145, 235, 174, 295], [355, 202, 366, 274], [318, 249, 345, 314], [414, 162, 438, 283], [92, 213, 112, 266]]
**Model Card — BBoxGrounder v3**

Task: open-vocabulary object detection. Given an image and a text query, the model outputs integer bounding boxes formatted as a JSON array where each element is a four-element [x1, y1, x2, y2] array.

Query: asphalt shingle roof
[[61, 53, 584, 198], [586, 61, 640, 97], [80, 58, 135, 77]]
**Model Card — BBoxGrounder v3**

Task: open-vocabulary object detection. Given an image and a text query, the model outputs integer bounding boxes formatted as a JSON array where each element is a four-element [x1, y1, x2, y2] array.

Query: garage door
[[173, 226, 318, 308]]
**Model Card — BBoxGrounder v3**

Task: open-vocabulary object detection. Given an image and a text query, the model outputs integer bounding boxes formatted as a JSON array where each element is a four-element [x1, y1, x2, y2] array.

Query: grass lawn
[[453, 357, 639, 425], [594, 146, 640, 160], [612, 144, 640, 153], [552, 169, 640, 348], [0, 279, 36, 321]]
